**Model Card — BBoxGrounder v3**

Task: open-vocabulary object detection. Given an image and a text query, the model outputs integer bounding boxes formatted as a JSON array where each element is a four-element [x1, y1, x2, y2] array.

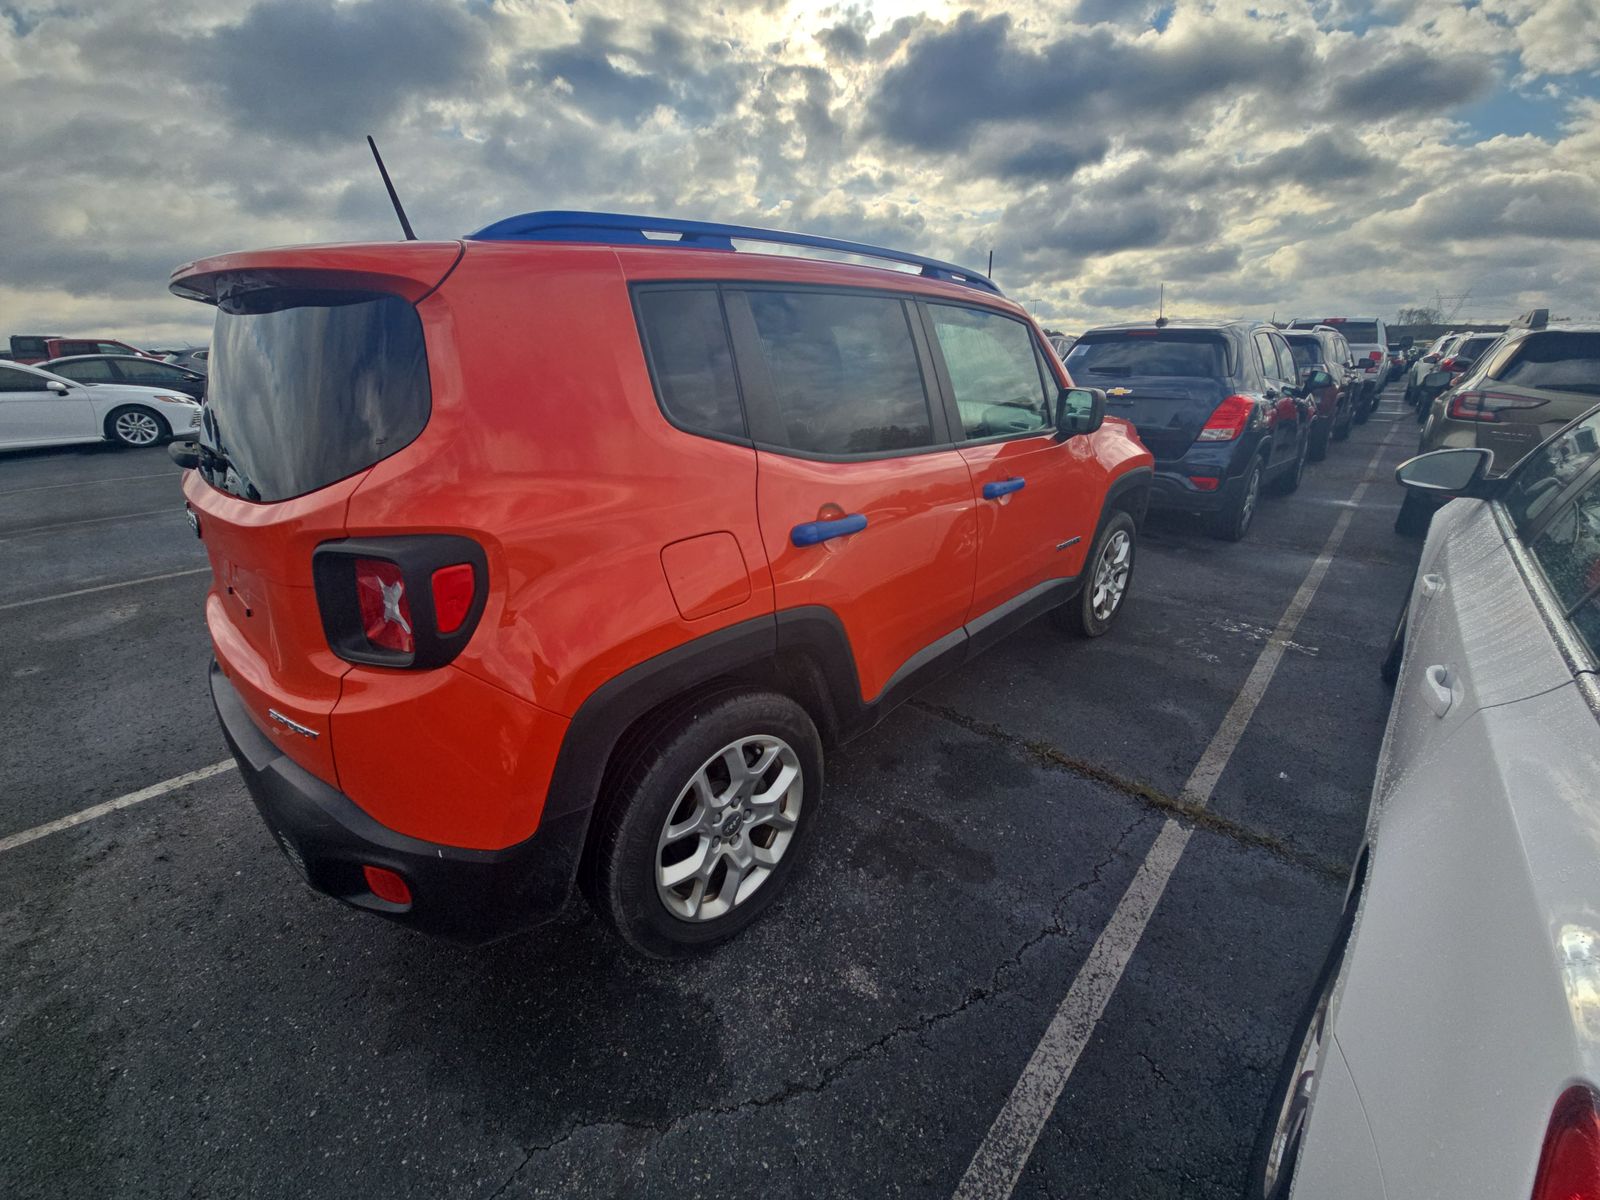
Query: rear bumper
[[211, 661, 586, 944], [1146, 445, 1254, 514]]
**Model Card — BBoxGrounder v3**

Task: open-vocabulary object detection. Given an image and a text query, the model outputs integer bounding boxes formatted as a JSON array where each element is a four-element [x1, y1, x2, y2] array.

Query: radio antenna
[[366, 135, 417, 241], [1156, 283, 1168, 328], [987, 248, 994, 277]]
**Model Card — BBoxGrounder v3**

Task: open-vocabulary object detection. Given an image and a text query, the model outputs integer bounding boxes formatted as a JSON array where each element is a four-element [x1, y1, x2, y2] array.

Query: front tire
[[1307, 422, 1330, 463], [1394, 490, 1434, 538], [587, 689, 824, 959], [1055, 510, 1136, 638], [1211, 456, 1263, 542], [105, 406, 169, 447], [1272, 432, 1308, 495]]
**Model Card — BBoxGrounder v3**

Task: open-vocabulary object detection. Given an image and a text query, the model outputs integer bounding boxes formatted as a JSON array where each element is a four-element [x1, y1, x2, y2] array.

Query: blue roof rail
[[465, 210, 1002, 297]]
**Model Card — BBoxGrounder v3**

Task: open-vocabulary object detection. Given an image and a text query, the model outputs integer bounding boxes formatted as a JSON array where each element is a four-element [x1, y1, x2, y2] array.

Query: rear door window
[[927, 304, 1050, 439], [202, 290, 430, 502], [117, 359, 186, 385], [634, 288, 745, 439], [744, 290, 935, 455], [1270, 334, 1297, 381], [1496, 332, 1600, 396], [1284, 337, 1320, 368], [55, 360, 116, 383], [1066, 333, 1226, 379]]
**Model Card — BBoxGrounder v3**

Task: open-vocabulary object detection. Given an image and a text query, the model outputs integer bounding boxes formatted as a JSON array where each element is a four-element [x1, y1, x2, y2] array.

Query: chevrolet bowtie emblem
[[1107, 387, 1133, 397]]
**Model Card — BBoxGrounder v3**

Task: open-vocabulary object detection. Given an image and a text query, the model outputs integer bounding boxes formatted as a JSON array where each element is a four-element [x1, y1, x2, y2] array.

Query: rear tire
[[1211, 456, 1263, 542], [1331, 405, 1352, 442], [1352, 387, 1371, 424], [1055, 510, 1136, 638], [587, 689, 824, 959], [105, 406, 169, 447], [1307, 423, 1330, 463]]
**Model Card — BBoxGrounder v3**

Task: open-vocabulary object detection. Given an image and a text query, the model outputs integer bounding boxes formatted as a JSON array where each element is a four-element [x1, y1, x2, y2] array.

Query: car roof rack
[[1510, 308, 1549, 330], [465, 210, 1003, 297]]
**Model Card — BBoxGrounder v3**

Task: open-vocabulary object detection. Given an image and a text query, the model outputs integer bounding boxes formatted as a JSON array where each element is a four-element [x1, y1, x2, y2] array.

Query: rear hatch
[[1064, 330, 1230, 461], [1472, 331, 1600, 470], [172, 243, 460, 782]]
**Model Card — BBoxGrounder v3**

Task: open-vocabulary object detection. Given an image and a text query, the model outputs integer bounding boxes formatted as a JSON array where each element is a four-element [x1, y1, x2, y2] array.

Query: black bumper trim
[[211, 662, 584, 944]]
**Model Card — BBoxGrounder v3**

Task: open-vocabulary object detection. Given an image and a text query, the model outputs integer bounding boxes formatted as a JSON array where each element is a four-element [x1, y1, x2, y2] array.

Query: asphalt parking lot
[[1, 387, 1420, 1200]]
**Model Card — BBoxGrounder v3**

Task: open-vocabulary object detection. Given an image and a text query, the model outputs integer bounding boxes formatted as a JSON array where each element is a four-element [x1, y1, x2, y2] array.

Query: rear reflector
[[1369, 350, 1384, 361], [1531, 1086, 1600, 1200], [354, 558, 414, 654], [1188, 476, 1220, 491], [1197, 394, 1255, 442], [1447, 390, 1548, 423], [362, 865, 412, 905], [431, 563, 476, 634]]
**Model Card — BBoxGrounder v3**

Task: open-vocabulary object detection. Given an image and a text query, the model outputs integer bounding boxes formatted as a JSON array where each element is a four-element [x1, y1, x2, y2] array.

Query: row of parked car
[[0, 335, 210, 450], [1395, 310, 1600, 534], [1054, 313, 1394, 540]]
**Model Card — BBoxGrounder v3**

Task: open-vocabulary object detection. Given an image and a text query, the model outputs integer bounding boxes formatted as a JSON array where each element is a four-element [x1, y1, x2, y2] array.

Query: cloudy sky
[[2, 0, 1598, 345]]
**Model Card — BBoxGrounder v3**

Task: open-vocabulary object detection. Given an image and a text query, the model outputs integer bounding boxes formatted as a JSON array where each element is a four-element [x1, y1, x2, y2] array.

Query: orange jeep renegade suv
[[170, 212, 1153, 956]]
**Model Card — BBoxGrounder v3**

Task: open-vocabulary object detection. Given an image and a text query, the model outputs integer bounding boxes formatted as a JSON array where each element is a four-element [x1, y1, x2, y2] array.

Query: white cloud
[[0, 0, 1596, 345]]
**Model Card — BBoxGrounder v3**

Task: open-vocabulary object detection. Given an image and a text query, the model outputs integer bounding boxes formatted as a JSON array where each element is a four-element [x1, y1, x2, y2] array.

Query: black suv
[[1065, 320, 1316, 540]]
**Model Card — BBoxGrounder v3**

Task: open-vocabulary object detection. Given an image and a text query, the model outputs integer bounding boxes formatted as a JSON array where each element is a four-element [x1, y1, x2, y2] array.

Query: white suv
[[1252, 410, 1600, 1198], [1289, 316, 1390, 419]]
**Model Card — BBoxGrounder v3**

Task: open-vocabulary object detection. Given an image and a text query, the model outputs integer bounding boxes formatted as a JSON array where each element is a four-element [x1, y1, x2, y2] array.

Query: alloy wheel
[[1091, 529, 1132, 622], [1240, 465, 1261, 531], [655, 734, 803, 921], [114, 411, 161, 445]]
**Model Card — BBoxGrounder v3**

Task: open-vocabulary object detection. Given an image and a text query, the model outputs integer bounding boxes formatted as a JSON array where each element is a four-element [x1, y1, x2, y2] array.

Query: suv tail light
[[1368, 350, 1384, 361], [313, 536, 488, 669], [1446, 390, 1548, 422], [1198, 395, 1255, 442], [355, 558, 414, 653], [1531, 1086, 1600, 1200]]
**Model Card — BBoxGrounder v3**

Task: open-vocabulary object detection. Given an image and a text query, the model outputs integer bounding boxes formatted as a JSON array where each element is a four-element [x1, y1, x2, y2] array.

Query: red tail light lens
[[355, 558, 414, 653], [430, 563, 476, 634], [1198, 395, 1255, 442], [1369, 350, 1384, 361], [1447, 391, 1548, 423], [1188, 476, 1220, 491], [1531, 1086, 1600, 1200]]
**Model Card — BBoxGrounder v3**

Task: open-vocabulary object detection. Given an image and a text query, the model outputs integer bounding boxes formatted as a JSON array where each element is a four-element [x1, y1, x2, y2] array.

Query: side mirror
[[1423, 370, 1451, 388], [1395, 448, 1492, 496], [168, 440, 201, 470], [1306, 369, 1334, 390], [46, 379, 69, 395], [1058, 386, 1106, 436]]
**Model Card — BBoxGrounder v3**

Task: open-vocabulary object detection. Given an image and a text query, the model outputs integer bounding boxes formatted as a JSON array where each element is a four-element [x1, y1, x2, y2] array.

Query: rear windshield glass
[[1300, 321, 1377, 343], [1282, 336, 1322, 367], [1497, 333, 1600, 395], [1066, 333, 1227, 378], [201, 291, 430, 502]]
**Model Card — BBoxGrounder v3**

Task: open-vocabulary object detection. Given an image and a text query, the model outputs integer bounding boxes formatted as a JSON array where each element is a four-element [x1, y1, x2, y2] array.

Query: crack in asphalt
[[480, 817, 1154, 1198], [911, 700, 1351, 883]]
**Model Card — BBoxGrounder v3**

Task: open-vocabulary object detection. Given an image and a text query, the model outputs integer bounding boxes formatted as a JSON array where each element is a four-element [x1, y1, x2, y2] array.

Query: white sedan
[[1252, 410, 1600, 1198], [0, 359, 201, 450]]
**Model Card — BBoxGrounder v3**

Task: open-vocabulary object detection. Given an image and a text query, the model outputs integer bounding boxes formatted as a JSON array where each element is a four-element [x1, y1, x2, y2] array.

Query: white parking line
[[952, 418, 1402, 1200], [0, 761, 236, 854], [0, 506, 181, 539], [0, 566, 211, 613], [0, 471, 179, 497]]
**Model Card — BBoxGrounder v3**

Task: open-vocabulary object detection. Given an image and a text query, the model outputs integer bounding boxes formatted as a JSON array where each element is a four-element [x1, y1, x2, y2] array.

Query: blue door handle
[[983, 477, 1026, 500], [791, 513, 868, 547]]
